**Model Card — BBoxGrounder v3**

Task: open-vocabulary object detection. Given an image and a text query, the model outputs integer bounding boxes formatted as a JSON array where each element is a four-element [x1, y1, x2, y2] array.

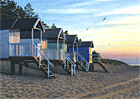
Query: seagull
[[102, 17, 106, 21], [86, 28, 89, 30]]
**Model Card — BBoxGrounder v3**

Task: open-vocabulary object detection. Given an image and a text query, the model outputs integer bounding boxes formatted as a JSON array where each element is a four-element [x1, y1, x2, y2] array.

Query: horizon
[[13, 0, 140, 65]]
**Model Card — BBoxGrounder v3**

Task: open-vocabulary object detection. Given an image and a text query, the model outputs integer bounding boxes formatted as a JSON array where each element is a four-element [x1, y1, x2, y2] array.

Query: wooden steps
[[94, 62, 109, 73], [33, 57, 55, 79], [76, 61, 88, 72], [23, 57, 55, 79], [50, 60, 74, 75]]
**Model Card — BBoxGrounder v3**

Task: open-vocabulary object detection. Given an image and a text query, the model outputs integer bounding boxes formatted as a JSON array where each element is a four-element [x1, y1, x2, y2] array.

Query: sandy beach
[[0, 61, 139, 99]]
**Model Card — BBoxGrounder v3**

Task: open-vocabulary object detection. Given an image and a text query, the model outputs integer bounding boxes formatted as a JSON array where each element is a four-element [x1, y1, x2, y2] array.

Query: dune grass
[[101, 59, 128, 66]]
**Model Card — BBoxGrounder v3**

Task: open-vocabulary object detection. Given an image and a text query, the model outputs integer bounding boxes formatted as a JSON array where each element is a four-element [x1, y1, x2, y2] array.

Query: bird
[[86, 28, 89, 30], [102, 17, 106, 21], [108, 44, 110, 45]]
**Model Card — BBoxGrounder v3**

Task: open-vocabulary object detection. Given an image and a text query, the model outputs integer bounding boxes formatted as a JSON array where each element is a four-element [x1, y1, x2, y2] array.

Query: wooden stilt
[[11, 61, 15, 75], [19, 62, 23, 75], [76, 61, 78, 70], [92, 64, 94, 72]]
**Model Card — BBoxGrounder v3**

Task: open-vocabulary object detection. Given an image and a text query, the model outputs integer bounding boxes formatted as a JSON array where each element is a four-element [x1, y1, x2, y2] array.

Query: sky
[[14, 0, 140, 65]]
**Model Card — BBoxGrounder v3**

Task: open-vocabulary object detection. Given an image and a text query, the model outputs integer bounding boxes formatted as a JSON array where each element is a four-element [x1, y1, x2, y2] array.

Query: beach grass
[[101, 59, 128, 66]]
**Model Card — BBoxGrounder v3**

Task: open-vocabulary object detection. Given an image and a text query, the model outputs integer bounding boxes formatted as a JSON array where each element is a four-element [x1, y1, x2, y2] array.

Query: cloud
[[95, 0, 117, 2], [98, 6, 140, 16], [42, 8, 96, 14], [64, 1, 93, 8]]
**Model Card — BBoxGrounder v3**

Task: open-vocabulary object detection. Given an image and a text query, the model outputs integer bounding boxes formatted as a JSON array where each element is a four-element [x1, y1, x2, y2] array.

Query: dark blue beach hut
[[69, 41, 94, 63]]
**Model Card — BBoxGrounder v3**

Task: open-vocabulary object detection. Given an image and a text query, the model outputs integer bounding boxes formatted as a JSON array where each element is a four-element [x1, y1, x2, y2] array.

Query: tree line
[[1, 0, 83, 40], [1, 0, 57, 29]]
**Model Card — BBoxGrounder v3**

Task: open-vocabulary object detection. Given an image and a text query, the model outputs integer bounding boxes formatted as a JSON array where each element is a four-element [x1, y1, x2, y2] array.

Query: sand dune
[[0, 61, 139, 98]]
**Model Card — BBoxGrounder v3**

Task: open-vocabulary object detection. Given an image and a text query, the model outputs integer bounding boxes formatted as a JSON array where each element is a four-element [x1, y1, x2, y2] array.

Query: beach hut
[[0, 18, 55, 78], [42, 28, 66, 60], [65, 35, 78, 62], [67, 41, 94, 72], [78, 41, 94, 63]]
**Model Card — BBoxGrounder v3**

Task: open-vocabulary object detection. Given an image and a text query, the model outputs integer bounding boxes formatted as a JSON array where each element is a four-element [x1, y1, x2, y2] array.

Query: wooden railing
[[42, 49, 65, 60], [66, 52, 77, 62], [91, 54, 101, 62], [9, 43, 39, 56], [75, 52, 90, 72], [58, 49, 76, 75]]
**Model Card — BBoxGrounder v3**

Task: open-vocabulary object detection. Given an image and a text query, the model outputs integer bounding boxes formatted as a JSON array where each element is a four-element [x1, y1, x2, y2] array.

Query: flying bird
[[86, 28, 89, 30], [102, 17, 106, 21]]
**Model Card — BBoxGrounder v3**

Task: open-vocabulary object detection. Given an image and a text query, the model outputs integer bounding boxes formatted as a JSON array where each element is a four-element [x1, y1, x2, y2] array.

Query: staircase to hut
[[50, 60, 73, 75], [45, 49, 76, 76], [75, 52, 90, 72], [17, 57, 56, 79], [24, 57, 55, 78], [75, 61, 87, 72], [93, 61, 109, 73]]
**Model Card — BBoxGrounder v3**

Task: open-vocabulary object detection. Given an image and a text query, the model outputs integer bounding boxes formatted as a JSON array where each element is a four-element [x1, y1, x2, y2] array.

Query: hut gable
[[65, 35, 78, 44], [79, 41, 94, 48], [43, 28, 65, 40]]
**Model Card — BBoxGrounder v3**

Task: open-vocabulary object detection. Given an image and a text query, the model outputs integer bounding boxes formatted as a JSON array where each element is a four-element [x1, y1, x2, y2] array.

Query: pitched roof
[[43, 28, 63, 39], [1, 19, 16, 30], [20, 28, 66, 40], [12, 18, 38, 30], [65, 35, 78, 43], [0, 18, 44, 31], [79, 41, 94, 48]]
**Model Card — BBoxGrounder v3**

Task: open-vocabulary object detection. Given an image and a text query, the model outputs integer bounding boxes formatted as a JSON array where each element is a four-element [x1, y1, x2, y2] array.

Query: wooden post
[[74, 65, 75, 75], [71, 64, 73, 76], [90, 63, 94, 72], [63, 38, 66, 69], [76, 61, 78, 70], [73, 43, 74, 61], [77, 43, 78, 61], [92, 64, 94, 72], [31, 28, 34, 56], [11, 61, 15, 75], [19, 62, 23, 75], [48, 62, 49, 78]]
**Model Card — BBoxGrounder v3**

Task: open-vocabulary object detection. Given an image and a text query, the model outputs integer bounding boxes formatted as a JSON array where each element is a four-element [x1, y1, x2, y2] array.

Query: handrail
[[33, 43, 53, 78], [75, 52, 89, 65], [57, 49, 76, 75], [32, 43, 53, 66], [58, 49, 76, 66], [75, 52, 90, 72]]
